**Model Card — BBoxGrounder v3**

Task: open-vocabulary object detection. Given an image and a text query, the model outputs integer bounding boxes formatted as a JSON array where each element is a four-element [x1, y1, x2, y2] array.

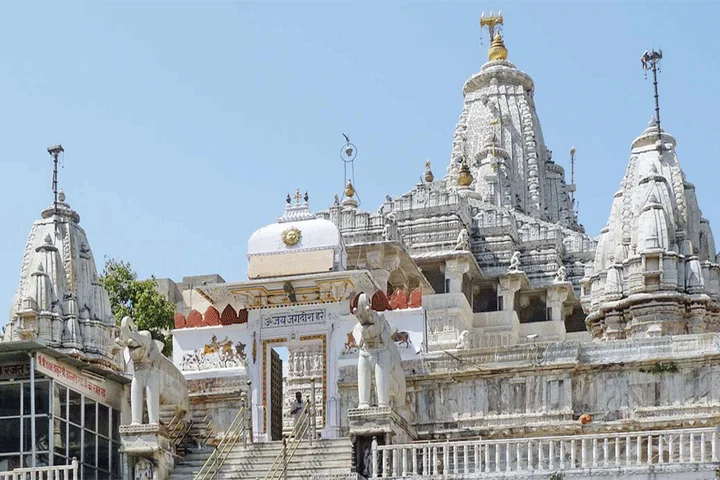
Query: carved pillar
[[498, 274, 525, 312], [444, 258, 470, 294], [546, 284, 570, 322], [687, 304, 706, 334]]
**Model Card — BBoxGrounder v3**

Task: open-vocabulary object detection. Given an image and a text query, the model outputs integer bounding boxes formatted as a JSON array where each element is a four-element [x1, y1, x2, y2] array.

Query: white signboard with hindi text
[[37, 353, 122, 409], [262, 309, 326, 329]]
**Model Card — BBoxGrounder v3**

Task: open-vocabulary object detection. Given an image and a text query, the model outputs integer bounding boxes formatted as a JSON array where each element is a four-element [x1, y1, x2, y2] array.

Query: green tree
[[100, 258, 176, 356]]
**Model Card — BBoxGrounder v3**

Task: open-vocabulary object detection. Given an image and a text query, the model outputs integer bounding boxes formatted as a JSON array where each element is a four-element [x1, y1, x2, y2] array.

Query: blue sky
[[1, 1, 719, 323]]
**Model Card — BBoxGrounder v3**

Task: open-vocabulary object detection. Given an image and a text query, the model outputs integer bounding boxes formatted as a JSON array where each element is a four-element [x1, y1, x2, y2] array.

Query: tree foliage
[[100, 258, 175, 356]]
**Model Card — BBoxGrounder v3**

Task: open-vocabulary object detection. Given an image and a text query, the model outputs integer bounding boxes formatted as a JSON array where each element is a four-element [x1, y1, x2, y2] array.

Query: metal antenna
[[641, 49, 663, 149], [568, 146, 577, 215], [47, 144, 64, 216]]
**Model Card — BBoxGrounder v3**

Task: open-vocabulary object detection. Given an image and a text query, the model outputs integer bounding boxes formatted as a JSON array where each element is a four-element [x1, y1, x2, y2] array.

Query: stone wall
[[337, 334, 720, 440]]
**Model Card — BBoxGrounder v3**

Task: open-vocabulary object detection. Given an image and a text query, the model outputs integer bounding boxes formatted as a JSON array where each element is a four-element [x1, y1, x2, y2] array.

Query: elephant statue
[[351, 293, 406, 409], [117, 316, 188, 425]]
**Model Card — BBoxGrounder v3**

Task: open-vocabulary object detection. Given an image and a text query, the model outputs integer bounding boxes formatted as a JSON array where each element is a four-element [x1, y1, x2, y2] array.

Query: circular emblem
[[282, 227, 302, 247]]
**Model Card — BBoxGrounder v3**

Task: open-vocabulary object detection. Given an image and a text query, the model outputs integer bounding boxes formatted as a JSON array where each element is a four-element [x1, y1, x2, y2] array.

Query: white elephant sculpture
[[118, 316, 188, 425], [351, 293, 406, 409]]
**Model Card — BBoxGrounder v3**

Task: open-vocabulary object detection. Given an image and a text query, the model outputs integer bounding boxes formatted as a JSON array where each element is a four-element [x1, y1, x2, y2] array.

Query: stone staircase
[[160, 405, 213, 457], [169, 437, 354, 480]]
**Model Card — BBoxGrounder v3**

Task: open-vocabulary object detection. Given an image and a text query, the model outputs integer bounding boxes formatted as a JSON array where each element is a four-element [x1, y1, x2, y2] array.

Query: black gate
[[270, 349, 283, 441]]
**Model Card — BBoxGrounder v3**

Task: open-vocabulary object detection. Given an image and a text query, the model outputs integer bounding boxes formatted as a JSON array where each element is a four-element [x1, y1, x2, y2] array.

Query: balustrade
[[371, 427, 719, 478]]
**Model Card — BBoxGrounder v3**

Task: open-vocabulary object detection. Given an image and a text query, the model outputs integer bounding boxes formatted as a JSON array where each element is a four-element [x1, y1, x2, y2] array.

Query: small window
[[0, 384, 21, 417], [98, 405, 110, 438], [24, 381, 50, 415], [55, 385, 68, 419], [68, 391, 82, 426], [98, 439, 110, 473], [68, 424, 81, 460], [84, 398, 97, 432], [0, 419, 21, 453], [84, 433, 96, 466], [23, 416, 49, 452], [111, 410, 121, 442], [54, 419, 67, 457]]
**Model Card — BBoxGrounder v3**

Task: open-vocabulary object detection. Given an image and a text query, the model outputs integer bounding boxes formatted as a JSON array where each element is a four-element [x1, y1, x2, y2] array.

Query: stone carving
[[508, 251, 521, 272], [344, 332, 358, 354], [382, 223, 391, 241], [118, 316, 188, 425], [351, 292, 406, 409], [686, 257, 705, 292], [134, 457, 154, 480], [554, 265, 566, 283], [455, 228, 470, 251], [180, 335, 247, 371], [584, 118, 720, 339], [456, 330, 470, 349]]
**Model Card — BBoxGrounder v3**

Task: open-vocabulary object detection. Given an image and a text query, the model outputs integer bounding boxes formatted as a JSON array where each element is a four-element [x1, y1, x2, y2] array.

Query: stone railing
[[0, 459, 78, 480], [371, 427, 719, 478]]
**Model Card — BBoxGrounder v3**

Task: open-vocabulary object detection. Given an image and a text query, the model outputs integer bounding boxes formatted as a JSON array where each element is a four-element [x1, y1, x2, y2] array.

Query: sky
[[1, 1, 719, 325]]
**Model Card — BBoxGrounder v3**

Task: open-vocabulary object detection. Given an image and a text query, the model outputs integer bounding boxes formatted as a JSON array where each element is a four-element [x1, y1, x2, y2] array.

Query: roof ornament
[[278, 188, 316, 223], [641, 48, 663, 150], [424, 160, 434, 183], [569, 146, 578, 216], [340, 134, 360, 207], [480, 11, 507, 61], [47, 144, 64, 217]]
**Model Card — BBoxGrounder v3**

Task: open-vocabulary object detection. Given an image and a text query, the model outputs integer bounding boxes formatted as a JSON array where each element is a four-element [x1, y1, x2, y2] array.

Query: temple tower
[[3, 180, 120, 370], [583, 118, 720, 339], [446, 13, 578, 228]]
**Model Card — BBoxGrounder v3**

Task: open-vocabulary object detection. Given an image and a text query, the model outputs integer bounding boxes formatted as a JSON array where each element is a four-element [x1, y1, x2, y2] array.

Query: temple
[[2, 12, 720, 480]]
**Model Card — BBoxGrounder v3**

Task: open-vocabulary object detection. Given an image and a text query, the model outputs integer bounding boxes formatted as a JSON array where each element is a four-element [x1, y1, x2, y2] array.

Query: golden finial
[[480, 11, 503, 41], [345, 179, 355, 198], [481, 11, 507, 61], [425, 160, 434, 183], [488, 34, 508, 61], [457, 161, 473, 187]]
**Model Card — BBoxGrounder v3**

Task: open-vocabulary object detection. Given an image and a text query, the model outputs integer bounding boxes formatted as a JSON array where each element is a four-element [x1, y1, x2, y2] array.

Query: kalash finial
[[488, 34, 508, 61], [480, 11, 506, 61], [424, 160, 434, 183], [457, 160, 473, 188], [345, 179, 356, 198]]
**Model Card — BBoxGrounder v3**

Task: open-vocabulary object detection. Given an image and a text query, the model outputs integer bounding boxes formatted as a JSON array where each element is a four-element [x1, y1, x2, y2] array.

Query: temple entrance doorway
[[262, 335, 328, 441], [269, 348, 284, 441]]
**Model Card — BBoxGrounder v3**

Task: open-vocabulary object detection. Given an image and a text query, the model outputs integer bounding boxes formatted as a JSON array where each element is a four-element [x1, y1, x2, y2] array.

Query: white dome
[[246, 196, 346, 278], [248, 217, 342, 255]]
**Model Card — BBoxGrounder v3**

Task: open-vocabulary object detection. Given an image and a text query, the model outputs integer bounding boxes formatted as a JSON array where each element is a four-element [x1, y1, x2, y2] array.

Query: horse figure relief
[[351, 292, 406, 409]]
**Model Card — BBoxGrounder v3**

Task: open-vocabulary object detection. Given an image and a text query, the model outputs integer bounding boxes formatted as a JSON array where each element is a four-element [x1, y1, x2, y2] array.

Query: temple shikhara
[[3, 12, 720, 480]]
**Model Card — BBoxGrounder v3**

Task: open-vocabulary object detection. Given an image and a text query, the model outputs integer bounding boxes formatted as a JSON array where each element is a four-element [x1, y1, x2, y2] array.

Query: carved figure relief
[[508, 251, 521, 272], [180, 335, 248, 371], [344, 332, 358, 354], [134, 458, 154, 480]]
